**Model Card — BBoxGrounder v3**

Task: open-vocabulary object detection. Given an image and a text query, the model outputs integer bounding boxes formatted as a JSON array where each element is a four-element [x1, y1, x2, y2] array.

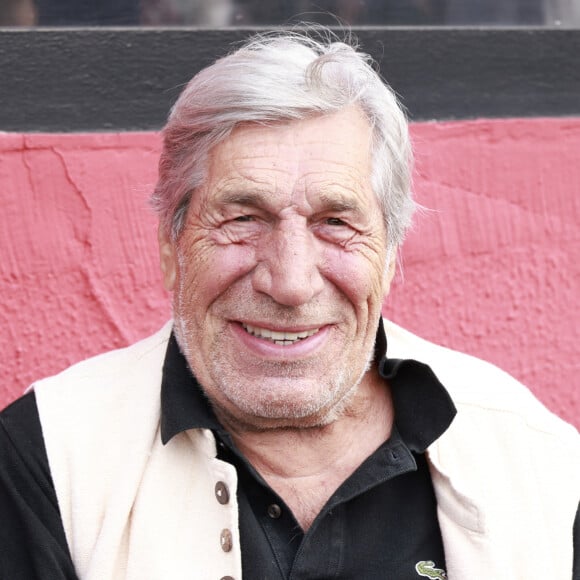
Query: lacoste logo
[[415, 560, 447, 579]]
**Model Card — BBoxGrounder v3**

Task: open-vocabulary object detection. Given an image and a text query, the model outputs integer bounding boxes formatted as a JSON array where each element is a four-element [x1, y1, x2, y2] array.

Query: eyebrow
[[217, 191, 269, 209], [317, 192, 361, 214], [216, 190, 363, 214]]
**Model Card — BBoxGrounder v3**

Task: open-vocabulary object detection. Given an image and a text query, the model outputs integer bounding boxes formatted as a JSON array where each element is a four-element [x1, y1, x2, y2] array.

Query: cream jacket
[[33, 321, 580, 580]]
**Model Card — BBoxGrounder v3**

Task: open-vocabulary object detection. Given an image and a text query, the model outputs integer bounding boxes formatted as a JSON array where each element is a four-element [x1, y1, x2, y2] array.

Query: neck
[[220, 368, 394, 530]]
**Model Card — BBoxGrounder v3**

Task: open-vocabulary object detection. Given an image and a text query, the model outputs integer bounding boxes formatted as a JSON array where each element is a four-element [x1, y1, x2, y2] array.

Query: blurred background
[[2, 0, 580, 27]]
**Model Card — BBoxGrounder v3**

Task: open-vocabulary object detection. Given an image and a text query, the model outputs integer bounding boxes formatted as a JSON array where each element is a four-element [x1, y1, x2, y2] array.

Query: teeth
[[243, 324, 319, 345]]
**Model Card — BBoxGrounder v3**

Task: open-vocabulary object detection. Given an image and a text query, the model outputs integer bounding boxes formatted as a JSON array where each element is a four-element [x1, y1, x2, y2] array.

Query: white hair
[[151, 28, 415, 248]]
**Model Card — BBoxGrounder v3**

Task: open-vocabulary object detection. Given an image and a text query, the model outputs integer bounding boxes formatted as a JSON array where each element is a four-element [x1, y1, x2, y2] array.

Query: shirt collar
[[160, 333, 221, 444], [161, 320, 456, 450]]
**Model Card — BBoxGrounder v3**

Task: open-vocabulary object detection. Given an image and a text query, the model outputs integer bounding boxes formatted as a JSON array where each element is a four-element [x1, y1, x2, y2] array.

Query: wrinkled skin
[[159, 107, 395, 431]]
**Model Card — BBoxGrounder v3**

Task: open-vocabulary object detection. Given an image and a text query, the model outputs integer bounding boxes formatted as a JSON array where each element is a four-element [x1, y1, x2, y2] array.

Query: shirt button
[[215, 481, 230, 505], [220, 528, 233, 552], [267, 503, 282, 519], [220, 577, 235, 580]]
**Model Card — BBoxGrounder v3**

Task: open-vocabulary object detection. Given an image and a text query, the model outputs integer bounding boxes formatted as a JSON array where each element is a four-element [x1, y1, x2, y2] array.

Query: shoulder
[[32, 321, 173, 401], [30, 320, 174, 485], [384, 317, 531, 404], [31, 321, 174, 457], [383, 318, 579, 445]]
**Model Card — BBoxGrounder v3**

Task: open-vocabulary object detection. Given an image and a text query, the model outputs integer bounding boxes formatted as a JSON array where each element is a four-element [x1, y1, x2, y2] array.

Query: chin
[[215, 372, 364, 432]]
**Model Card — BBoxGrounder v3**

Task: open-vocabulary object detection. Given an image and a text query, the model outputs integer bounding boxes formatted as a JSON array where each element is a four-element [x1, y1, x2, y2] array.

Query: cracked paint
[[0, 120, 578, 428]]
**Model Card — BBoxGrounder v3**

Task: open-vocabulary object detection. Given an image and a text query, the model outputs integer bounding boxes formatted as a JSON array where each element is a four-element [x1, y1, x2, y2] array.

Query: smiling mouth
[[242, 323, 320, 346]]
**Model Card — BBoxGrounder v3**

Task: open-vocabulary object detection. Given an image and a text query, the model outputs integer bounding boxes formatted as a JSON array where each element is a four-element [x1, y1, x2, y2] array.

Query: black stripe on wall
[[1, 27, 579, 131]]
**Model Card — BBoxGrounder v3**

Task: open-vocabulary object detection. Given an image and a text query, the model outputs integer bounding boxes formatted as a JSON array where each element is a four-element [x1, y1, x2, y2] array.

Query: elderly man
[[1, 30, 579, 580]]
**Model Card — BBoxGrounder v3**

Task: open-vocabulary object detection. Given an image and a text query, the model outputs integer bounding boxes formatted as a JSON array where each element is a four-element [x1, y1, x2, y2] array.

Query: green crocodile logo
[[415, 560, 447, 579]]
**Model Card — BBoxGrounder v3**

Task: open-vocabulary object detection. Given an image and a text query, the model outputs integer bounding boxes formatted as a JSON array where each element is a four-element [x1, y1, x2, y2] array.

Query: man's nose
[[252, 223, 325, 307]]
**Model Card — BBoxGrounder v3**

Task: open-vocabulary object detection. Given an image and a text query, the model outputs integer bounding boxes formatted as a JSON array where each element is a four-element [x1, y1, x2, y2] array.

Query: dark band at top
[[1, 27, 579, 132]]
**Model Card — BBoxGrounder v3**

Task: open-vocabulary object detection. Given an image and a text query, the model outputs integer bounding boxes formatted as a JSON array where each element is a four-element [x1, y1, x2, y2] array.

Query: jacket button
[[220, 528, 233, 552], [215, 481, 230, 505]]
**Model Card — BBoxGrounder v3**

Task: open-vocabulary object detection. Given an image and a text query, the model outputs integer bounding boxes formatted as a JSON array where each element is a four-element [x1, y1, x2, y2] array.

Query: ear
[[158, 224, 177, 291], [382, 246, 398, 298]]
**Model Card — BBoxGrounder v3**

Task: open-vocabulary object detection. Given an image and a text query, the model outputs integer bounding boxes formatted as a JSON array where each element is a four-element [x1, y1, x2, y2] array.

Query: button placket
[[212, 464, 241, 580]]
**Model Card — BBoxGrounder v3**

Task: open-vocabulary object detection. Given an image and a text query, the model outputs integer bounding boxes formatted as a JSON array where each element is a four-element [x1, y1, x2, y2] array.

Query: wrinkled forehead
[[201, 108, 375, 198]]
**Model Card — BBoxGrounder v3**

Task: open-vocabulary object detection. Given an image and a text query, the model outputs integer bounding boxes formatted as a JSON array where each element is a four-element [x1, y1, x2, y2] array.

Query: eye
[[313, 214, 358, 245], [233, 215, 255, 222], [325, 217, 347, 226]]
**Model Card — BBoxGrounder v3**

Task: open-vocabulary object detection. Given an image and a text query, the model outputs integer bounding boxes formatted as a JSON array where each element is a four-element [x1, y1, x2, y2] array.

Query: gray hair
[[151, 29, 414, 248]]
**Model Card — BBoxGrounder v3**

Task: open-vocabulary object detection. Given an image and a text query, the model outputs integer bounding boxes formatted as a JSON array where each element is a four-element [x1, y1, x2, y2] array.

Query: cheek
[[176, 240, 257, 309], [322, 247, 387, 311]]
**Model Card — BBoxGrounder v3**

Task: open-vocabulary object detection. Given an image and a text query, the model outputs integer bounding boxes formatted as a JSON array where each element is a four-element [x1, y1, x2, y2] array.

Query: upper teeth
[[243, 323, 319, 344]]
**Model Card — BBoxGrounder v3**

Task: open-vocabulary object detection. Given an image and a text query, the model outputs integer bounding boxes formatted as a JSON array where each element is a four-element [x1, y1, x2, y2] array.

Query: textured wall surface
[[1, 118, 578, 428]]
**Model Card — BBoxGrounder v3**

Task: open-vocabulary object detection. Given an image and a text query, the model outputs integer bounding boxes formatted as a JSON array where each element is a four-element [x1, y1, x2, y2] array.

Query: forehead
[[204, 107, 374, 200]]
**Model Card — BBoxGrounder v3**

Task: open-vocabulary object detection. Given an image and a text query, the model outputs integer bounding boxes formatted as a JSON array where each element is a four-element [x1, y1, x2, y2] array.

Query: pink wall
[[1, 118, 579, 428]]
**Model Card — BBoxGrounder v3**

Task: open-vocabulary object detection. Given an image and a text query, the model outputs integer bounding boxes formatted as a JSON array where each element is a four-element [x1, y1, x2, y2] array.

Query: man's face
[[159, 107, 393, 430]]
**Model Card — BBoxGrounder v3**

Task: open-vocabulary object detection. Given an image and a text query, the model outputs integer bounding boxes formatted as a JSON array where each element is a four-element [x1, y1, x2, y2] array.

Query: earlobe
[[158, 225, 177, 291]]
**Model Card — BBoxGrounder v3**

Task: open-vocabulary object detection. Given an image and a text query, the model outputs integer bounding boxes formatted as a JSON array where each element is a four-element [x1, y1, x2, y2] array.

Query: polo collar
[[160, 320, 456, 450]]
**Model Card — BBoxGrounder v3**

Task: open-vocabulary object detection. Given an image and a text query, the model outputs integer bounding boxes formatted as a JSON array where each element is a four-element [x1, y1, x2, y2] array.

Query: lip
[[230, 320, 331, 358], [239, 320, 324, 333]]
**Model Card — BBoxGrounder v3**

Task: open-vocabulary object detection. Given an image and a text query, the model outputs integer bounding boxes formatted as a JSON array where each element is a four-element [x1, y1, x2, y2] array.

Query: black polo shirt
[[161, 324, 456, 580]]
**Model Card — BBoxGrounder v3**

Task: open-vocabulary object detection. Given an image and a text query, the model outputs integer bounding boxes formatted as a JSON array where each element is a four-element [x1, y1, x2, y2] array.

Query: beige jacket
[[34, 321, 580, 579]]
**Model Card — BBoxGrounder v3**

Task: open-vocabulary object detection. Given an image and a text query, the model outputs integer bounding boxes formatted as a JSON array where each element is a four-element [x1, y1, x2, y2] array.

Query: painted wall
[[1, 118, 578, 428]]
